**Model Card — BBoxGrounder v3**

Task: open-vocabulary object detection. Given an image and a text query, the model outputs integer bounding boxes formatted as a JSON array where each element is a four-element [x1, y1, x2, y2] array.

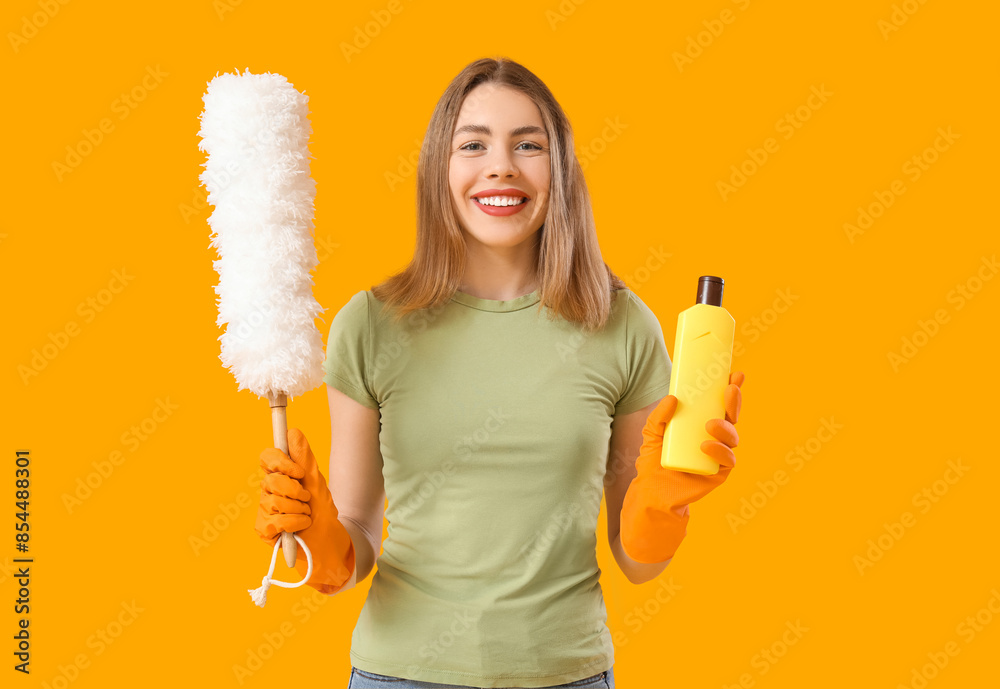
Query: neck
[[459, 236, 539, 301]]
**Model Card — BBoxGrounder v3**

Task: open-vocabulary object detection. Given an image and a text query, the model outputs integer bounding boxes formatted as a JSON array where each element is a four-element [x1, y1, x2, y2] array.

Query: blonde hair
[[371, 56, 626, 333]]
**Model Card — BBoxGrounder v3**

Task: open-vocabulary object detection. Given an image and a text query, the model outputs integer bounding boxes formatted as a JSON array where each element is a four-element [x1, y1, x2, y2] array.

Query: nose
[[485, 147, 518, 179]]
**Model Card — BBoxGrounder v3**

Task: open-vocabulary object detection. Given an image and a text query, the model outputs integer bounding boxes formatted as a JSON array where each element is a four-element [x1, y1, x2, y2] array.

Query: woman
[[255, 56, 744, 689]]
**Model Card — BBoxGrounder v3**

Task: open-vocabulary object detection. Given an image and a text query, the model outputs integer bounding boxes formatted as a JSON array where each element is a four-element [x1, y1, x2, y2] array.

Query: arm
[[325, 383, 386, 593], [605, 397, 672, 585]]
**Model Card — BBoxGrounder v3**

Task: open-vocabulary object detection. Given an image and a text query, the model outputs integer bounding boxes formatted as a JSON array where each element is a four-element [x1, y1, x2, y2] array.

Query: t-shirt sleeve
[[323, 290, 379, 410], [614, 290, 673, 416]]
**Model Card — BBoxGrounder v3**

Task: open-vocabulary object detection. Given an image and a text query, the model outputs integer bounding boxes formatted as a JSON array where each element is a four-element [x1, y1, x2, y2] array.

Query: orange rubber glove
[[255, 428, 356, 594], [620, 371, 745, 564]]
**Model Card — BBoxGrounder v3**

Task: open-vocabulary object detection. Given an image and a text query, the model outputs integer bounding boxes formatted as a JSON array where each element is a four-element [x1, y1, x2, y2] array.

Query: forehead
[[455, 83, 544, 125]]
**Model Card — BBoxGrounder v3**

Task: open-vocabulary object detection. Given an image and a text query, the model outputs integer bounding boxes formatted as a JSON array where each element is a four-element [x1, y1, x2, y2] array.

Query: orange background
[[3, 0, 998, 687]]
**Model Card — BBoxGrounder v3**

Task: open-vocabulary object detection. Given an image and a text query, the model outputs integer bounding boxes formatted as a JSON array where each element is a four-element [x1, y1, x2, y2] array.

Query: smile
[[472, 196, 530, 216], [473, 196, 528, 207]]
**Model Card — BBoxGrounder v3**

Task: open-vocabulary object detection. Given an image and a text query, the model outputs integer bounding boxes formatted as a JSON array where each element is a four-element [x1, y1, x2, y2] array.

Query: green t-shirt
[[323, 286, 671, 688]]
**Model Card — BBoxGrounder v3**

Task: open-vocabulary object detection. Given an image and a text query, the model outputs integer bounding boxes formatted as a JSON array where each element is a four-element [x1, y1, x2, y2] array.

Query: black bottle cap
[[696, 276, 724, 306]]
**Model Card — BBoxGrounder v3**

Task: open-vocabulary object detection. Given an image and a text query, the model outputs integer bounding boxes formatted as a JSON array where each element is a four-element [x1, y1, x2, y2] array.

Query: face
[[448, 83, 551, 252]]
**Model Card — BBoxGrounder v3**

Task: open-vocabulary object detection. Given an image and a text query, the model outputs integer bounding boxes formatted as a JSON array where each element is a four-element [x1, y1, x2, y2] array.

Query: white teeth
[[476, 195, 526, 207]]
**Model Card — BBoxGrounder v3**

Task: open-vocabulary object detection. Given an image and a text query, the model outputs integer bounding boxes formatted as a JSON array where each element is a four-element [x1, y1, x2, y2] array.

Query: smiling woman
[[334, 58, 643, 689], [254, 56, 744, 689], [449, 82, 551, 291], [371, 56, 627, 332]]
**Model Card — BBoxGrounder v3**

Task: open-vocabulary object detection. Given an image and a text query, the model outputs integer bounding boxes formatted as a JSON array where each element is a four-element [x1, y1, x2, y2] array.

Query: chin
[[462, 223, 529, 242]]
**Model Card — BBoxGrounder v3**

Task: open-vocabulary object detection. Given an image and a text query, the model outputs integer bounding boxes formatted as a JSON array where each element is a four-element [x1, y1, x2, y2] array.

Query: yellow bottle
[[660, 276, 735, 475]]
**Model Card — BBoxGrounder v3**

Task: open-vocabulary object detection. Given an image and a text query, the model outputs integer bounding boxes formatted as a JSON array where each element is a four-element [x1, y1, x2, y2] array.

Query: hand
[[255, 428, 356, 594], [255, 438, 311, 545], [620, 371, 745, 564]]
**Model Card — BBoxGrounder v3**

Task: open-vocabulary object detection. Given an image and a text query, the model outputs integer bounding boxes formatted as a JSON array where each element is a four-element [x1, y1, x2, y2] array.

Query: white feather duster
[[198, 68, 324, 582], [198, 69, 324, 400]]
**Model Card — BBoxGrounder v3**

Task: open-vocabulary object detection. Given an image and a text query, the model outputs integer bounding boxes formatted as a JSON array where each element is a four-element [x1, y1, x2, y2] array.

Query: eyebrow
[[452, 124, 548, 139]]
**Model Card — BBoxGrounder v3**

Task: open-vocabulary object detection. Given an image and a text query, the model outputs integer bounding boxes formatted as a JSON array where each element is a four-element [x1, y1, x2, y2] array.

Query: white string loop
[[248, 534, 313, 607]]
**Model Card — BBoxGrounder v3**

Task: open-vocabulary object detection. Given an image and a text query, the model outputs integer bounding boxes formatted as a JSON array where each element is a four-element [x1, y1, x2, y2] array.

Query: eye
[[458, 141, 545, 152]]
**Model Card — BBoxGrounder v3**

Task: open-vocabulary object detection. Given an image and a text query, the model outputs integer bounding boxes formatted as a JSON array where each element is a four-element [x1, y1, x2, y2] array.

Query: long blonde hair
[[371, 56, 626, 333]]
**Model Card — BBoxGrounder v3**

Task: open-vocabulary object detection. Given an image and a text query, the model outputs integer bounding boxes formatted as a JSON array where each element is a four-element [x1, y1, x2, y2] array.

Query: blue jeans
[[348, 665, 614, 688]]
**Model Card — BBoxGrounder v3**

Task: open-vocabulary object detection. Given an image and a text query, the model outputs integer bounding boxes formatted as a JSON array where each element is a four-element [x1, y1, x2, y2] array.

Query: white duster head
[[198, 69, 324, 400]]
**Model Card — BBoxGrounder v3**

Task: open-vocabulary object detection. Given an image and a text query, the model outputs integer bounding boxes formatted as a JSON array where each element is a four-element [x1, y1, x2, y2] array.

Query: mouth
[[472, 195, 529, 207], [471, 195, 530, 216]]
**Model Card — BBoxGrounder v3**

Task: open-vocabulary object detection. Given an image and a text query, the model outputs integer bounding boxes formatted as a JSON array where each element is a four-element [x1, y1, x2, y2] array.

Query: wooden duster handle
[[269, 392, 298, 568]]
